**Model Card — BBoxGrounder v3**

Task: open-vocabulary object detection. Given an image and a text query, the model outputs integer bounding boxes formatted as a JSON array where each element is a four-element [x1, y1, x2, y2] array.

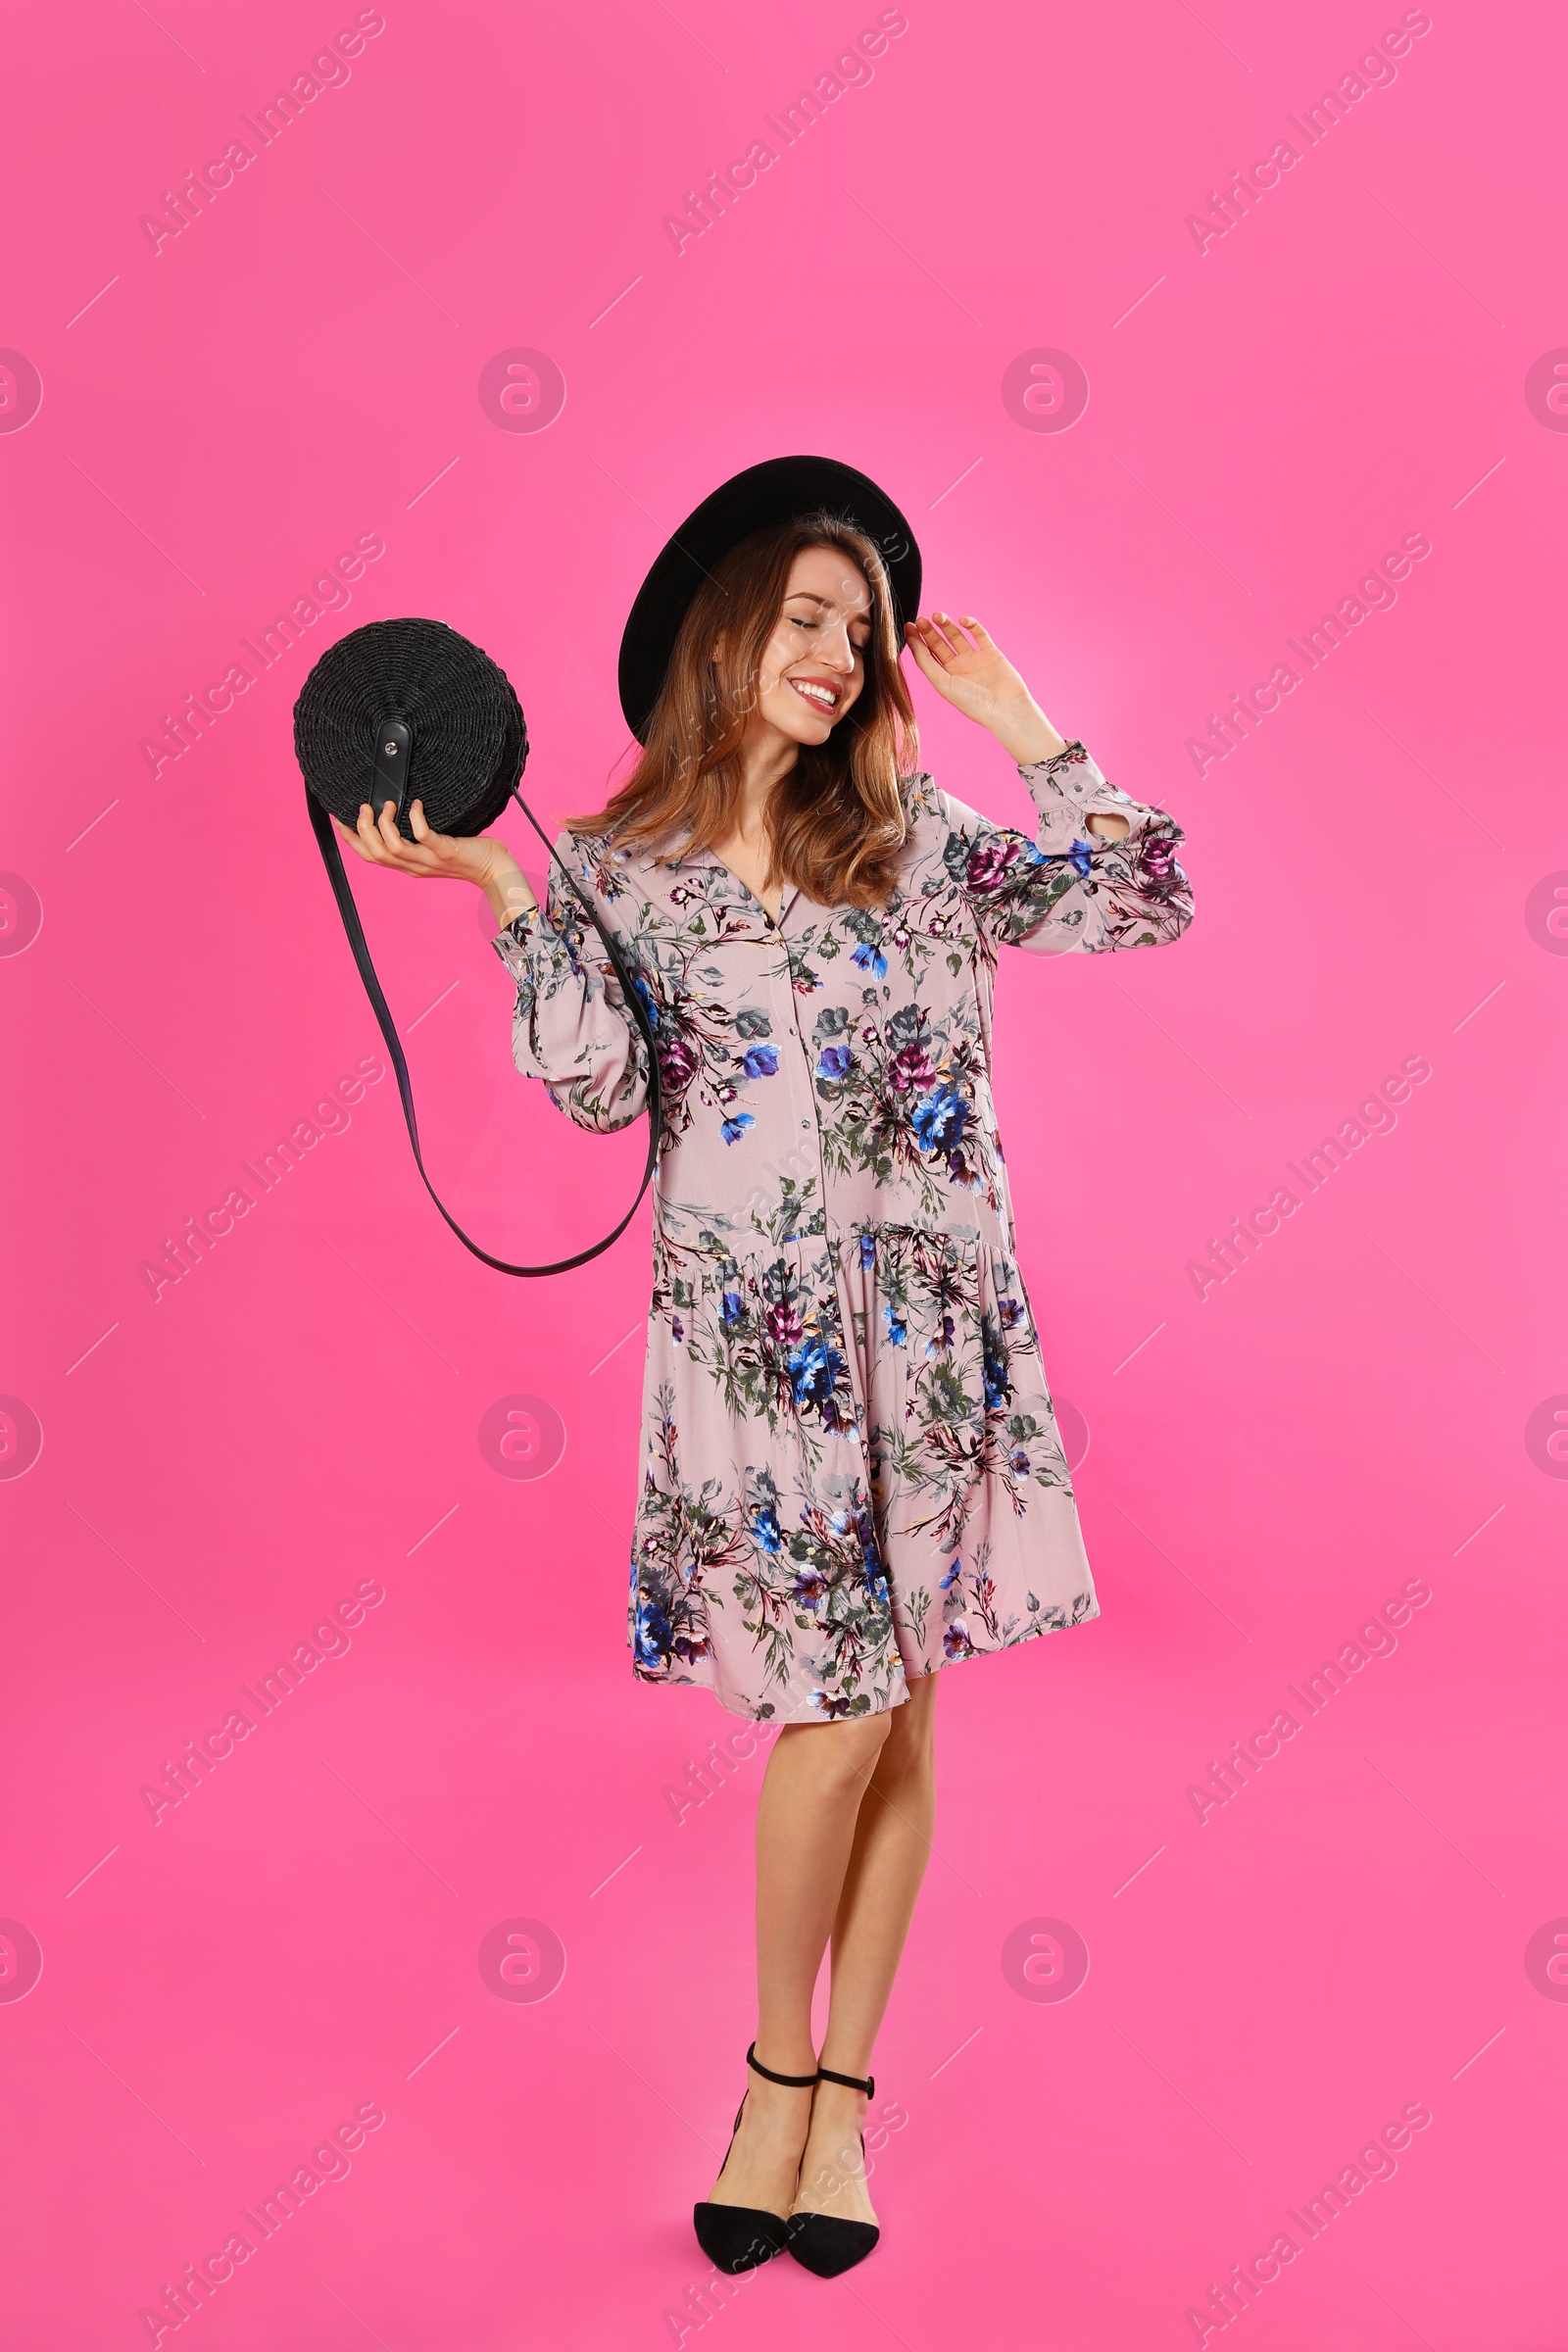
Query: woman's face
[[724, 543, 873, 748]]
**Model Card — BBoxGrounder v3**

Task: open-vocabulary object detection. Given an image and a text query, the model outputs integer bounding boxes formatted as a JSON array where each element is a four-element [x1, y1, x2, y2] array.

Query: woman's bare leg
[[792, 1670, 938, 2224], [704, 1707, 893, 2216]]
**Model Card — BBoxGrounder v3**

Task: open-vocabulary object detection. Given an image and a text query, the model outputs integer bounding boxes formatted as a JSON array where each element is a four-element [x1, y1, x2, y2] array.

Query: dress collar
[[658, 827, 718, 871], [647, 831, 802, 929]]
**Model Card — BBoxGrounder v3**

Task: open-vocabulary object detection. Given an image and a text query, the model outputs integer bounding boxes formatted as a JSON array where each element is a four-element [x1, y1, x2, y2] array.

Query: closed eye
[[791, 617, 868, 655]]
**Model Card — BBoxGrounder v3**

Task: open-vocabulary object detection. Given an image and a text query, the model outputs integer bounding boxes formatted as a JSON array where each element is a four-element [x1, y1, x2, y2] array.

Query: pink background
[[3, 1, 1565, 2344]]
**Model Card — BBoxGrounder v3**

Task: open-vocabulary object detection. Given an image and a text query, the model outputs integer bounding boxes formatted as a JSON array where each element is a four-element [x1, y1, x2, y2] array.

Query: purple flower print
[[766, 1298, 806, 1347], [889, 1042, 938, 1095], [793, 1564, 829, 1611], [967, 836, 1038, 898]]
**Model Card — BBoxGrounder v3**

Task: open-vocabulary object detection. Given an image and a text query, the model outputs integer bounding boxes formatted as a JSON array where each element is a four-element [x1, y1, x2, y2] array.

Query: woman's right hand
[[333, 798, 539, 930]]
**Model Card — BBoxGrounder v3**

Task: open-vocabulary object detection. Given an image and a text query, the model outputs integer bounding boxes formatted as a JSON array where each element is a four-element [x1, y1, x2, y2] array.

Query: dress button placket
[[786, 944, 825, 1244]]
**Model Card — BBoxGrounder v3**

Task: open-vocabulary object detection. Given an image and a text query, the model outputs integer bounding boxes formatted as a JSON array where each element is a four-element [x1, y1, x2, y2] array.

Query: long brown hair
[[564, 513, 920, 912]]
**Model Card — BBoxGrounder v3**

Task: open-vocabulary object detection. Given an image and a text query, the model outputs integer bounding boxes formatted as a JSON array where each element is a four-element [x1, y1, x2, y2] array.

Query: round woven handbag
[[294, 616, 662, 1276]]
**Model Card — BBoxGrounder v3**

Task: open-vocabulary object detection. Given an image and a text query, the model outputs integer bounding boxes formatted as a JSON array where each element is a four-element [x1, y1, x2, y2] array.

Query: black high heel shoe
[[692, 2042, 817, 2274], [787, 2061, 881, 2278]]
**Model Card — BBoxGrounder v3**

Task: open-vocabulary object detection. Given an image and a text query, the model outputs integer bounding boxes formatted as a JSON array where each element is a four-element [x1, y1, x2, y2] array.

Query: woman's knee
[[876, 1678, 937, 1780], [797, 1709, 892, 1788]]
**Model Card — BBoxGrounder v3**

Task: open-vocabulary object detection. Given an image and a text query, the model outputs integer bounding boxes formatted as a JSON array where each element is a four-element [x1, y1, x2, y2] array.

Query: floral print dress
[[493, 742, 1194, 1723]]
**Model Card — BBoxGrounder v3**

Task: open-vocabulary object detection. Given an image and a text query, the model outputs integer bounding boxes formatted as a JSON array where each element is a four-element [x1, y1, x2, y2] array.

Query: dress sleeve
[[936, 739, 1195, 956], [489, 835, 653, 1135]]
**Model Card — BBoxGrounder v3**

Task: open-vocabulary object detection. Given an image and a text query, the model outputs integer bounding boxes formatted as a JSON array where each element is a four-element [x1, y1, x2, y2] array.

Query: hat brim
[[616, 454, 922, 744]]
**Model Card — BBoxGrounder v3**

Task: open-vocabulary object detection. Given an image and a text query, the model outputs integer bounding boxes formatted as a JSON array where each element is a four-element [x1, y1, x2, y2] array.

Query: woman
[[335, 457, 1194, 2279]]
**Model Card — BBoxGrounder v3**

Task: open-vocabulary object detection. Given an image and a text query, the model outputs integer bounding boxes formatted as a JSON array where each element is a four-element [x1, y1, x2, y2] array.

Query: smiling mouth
[[788, 678, 841, 712]]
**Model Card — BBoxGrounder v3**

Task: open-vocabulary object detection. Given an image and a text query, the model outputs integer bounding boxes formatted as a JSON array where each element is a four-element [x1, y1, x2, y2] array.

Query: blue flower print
[[719, 1289, 744, 1325], [720, 1110, 756, 1145], [788, 1339, 843, 1413], [633, 1594, 672, 1669], [850, 1501, 890, 1603], [851, 939, 889, 979], [939, 1556, 962, 1592], [741, 1044, 779, 1078], [630, 970, 662, 1028], [818, 1044, 853, 1080], [752, 1503, 782, 1553], [858, 1231, 877, 1269], [912, 1085, 968, 1154], [883, 1299, 906, 1348]]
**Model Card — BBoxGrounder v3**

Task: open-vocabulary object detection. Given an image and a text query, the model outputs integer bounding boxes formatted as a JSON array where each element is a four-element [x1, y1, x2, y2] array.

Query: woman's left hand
[[903, 612, 1067, 764]]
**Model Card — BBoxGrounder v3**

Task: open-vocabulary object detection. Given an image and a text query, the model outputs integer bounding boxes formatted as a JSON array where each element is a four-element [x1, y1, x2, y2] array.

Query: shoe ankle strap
[[815, 2061, 875, 2098], [745, 2040, 818, 2088]]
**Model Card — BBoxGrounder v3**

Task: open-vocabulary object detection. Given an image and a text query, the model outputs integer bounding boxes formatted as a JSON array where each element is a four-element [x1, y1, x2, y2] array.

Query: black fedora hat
[[616, 454, 922, 743]]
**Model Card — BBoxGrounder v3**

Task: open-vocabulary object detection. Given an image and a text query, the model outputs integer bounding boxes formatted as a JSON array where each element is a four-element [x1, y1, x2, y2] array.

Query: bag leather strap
[[307, 782, 663, 1277]]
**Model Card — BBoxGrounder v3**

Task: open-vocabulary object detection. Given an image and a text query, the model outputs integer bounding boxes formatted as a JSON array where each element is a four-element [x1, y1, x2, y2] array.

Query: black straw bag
[[295, 616, 662, 1276]]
